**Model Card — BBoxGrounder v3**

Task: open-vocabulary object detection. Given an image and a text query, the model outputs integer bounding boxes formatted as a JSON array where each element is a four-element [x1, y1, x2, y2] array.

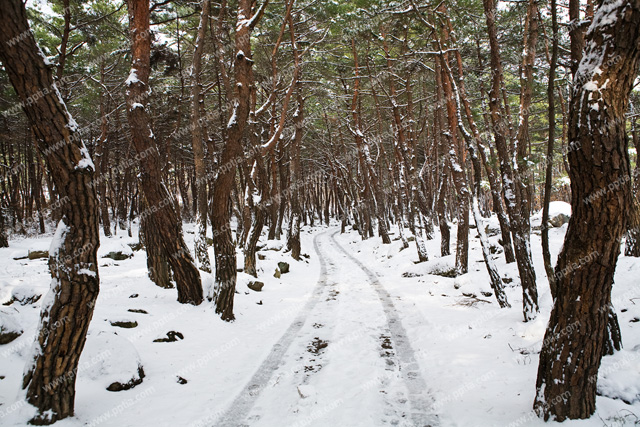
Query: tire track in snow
[[329, 231, 439, 427], [214, 230, 332, 427]]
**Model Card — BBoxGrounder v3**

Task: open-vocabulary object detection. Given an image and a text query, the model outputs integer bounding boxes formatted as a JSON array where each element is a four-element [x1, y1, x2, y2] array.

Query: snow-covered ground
[[1, 206, 640, 426]]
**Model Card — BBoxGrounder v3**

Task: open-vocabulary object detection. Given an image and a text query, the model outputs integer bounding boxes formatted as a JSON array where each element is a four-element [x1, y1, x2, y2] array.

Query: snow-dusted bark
[[0, 1, 100, 422], [125, 0, 203, 305], [211, 0, 268, 321], [482, 0, 538, 321], [534, 0, 640, 420], [190, 0, 212, 274]]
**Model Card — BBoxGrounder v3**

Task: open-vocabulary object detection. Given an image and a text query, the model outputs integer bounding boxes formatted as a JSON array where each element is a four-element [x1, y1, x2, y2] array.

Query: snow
[[125, 70, 140, 87], [78, 331, 142, 389], [1, 218, 640, 426], [227, 103, 239, 129], [76, 145, 95, 172]]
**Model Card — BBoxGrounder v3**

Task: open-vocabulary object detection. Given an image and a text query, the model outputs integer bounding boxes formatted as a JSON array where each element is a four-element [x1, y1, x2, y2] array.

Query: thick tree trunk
[[534, 0, 640, 420], [0, 1, 100, 423], [125, 0, 203, 304], [140, 207, 172, 288]]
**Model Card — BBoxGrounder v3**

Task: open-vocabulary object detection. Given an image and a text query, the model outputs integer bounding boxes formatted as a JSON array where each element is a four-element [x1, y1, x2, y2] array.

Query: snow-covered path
[[216, 229, 437, 427], [3, 219, 640, 427]]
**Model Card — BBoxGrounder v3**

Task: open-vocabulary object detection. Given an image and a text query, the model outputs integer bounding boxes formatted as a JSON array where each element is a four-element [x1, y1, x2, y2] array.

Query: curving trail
[[215, 228, 437, 427]]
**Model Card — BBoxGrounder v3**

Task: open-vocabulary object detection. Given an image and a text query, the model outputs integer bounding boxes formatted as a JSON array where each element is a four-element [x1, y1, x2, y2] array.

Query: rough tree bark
[[0, 1, 100, 423], [483, 0, 538, 321], [190, 0, 212, 273], [542, 0, 559, 298], [212, 0, 268, 320], [287, 12, 304, 260], [534, 0, 640, 420], [125, 0, 203, 304], [97, 59, 112, 237]]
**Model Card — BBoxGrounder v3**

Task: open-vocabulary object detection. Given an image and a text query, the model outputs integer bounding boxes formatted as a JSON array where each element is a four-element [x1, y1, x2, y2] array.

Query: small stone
[[549, 213, 570, 228], [127, 309, 148, 314], [129, 294, 139, 298], [128, 242, 144, 251], [28, 250, 48, 260], [258, 254, 266, 260], [485, 224, 501, 237], [103, 251, 132, 261], [0, 311, 23, 345], [110, 320, 138, 329], [274, 268, 281, 278], [278, 262, 290, 274], [154, 331, 184, 343], [177, 376, 188, 385], [248, 281, 264, 292], [107, 365, 145, 392]]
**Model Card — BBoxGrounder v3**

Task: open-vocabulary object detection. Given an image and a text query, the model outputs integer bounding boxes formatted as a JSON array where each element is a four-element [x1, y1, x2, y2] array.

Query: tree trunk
[[287, 45, 304, 260], [125, 0, 203, 304], [140, 206, 172, 288], [0, 1, 100, 423], [212, 0, 268, 321], [534, 0, 640, 419], [542, 0, 559, 298], [350, 39, 391, 245], [625, 116, 640, 256], [434, 58, 450, 257], [482, 0, 538, 321], [190, 0, 212, 273], [97, 60, 112, 237], [438, 51, 469, 275]]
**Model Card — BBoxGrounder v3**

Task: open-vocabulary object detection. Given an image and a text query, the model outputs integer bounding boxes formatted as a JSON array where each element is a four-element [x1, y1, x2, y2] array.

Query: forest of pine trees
[[1, 0, 640, 425]]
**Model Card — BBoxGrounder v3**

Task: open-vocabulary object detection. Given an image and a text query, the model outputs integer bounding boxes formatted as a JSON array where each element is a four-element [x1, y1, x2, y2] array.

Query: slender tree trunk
[[350, 39, 391, 245], [483, 0, 538, 321], [191, 0, 212, 273], [434, 58, 450, 257], [212, 0, 268, 320], [542, 0, 559, 298], [534, 0, 640, 419], [125, 0, 203, 304], [97, 60, 112, 237], [0, 1, 100, 423], [287, 48, 304, 259], [438, 52, 469, 275], [625, 116, 640, 256]]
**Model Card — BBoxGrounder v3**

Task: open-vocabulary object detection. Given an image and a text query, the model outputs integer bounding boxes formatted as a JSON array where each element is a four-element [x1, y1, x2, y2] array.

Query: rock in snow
[[79, 331, 144, 392], [0, 309, 23, 344]]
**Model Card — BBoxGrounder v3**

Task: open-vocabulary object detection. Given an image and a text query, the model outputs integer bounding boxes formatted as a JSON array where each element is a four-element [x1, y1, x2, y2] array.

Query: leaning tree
[[0, 0, 100, 423], [534, 0, 640, 420]]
